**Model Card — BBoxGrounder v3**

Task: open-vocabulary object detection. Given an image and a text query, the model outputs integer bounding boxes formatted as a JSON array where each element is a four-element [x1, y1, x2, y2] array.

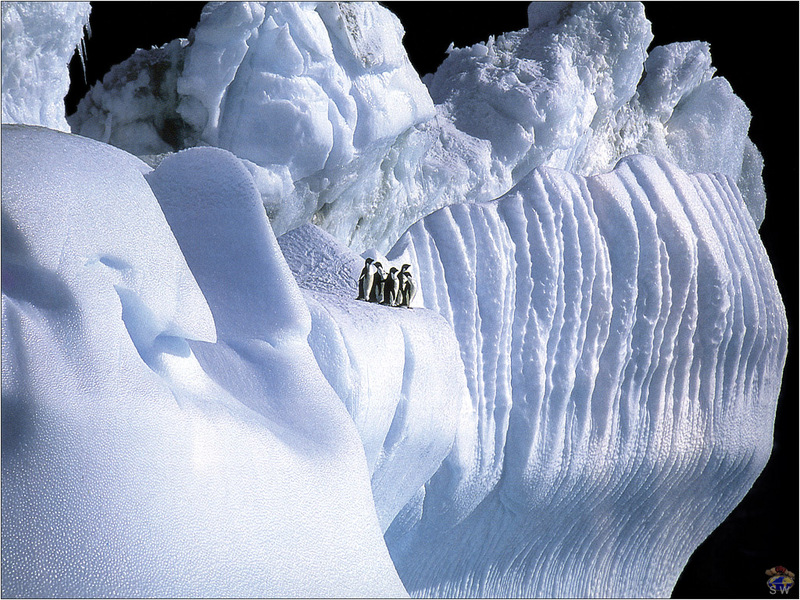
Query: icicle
[[76, 20, 91, 84]]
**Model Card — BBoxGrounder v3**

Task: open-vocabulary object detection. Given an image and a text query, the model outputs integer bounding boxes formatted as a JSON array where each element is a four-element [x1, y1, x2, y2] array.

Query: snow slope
[[2, 126, 407, 598], [278, 224, 469, 531], [384, 155, 787, 598]]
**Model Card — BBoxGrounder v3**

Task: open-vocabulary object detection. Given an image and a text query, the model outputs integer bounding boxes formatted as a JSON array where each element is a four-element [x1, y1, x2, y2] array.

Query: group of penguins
[[356, 258, 416, 308]]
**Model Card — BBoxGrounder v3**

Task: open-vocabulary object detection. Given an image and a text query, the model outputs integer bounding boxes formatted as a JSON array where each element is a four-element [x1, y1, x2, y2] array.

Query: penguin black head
[[365, 257, 373, 264], [374, 262, 383, 269], [390, 267, 398, 274], [401, 264, 411, 271]]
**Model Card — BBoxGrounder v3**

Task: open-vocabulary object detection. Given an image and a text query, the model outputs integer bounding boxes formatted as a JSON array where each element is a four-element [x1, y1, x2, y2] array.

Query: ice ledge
[[279, 224, 469, 531]]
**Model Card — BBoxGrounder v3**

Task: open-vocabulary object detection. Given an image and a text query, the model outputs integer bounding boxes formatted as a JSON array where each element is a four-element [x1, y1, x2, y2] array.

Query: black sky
[[66, 3, 798, 598]]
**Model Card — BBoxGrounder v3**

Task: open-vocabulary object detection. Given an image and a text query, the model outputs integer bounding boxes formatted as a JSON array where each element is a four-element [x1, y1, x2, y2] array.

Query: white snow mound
[[1, 126, 408, 598]]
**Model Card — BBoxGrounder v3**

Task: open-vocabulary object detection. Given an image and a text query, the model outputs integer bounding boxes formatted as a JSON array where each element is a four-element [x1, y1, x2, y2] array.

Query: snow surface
[[1, 2, 90, 131], [68, 1, 766, 252], [383, 155, 787, 597], [278, 224, 468, 531], [2, 126, 408, 598]]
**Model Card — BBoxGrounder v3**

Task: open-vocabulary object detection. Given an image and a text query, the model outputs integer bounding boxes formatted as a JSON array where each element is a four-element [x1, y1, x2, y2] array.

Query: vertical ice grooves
[[385, 155, 787, 598]]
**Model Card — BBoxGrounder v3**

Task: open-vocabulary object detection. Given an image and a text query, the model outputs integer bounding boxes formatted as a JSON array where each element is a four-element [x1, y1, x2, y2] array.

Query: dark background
[[67, 3, 798, 598]]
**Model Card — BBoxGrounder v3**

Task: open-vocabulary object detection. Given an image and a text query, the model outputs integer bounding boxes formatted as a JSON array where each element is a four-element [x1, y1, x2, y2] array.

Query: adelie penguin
[[369, 261, 386, 303], [356, 257, 374, 301], [398, 264, 416, 308], [382, 267, 399, 306]]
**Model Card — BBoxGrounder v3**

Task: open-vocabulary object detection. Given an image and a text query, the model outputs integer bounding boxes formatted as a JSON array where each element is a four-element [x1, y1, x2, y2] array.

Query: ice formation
[[1, 1, 789, 598], [68, 1, 436, 239], [383, 156, 787, 597], [425, 2, 765, 227], [68, 2, 766, 251], [66, 37, 190, 157], [1, 1, 90, 131], [2, 126, 408, 598]]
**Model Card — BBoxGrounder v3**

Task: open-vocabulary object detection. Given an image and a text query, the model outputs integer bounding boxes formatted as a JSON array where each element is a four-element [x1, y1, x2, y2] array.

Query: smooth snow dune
[[2, 126, 408, 598], [384, 155, 787, 598]]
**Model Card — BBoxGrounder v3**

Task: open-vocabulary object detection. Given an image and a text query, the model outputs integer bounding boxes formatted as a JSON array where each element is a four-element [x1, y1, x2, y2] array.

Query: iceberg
[[1, 1, 791, 598]]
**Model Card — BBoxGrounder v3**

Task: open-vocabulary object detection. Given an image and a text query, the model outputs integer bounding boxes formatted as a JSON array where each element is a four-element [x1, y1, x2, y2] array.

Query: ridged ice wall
[[385, 155, 787, 597]]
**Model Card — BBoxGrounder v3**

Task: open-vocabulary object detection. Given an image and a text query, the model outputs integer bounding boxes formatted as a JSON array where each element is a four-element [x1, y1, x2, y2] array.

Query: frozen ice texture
[[69, 1, 436, 239], [177, 2, 434, 171], [1, 126, 408, 598], [425, 3, 765, 227], [1, 2, 90, 131], [66, 37, 191, 156], [427, 2, 653, 177], [383, 155, 787, 597], [69, 2, 767, 252]]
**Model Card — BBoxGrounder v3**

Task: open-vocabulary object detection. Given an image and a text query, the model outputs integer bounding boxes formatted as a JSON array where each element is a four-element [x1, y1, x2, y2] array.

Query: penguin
[[397, 264, 409, 302], [356, 257, 374, 300], [369, 262, 386, 303], [382, 267, 399, 306], [398, 264, 417, 308]]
